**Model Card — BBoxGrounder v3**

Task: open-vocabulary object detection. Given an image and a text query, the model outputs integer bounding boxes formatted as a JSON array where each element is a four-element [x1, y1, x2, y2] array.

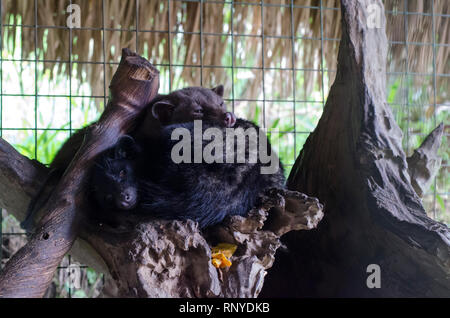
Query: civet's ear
[[211, 85, 224, 97], [151, 100, 175, 125], [114, 135, 139, 159]]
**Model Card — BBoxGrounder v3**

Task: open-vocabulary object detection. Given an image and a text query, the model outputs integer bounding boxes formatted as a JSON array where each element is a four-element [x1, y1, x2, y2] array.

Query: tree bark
[[0, 48, 159, 298], [0, 138, 109, 274], [261, 0, 450, 297], [407, 123, 444, 198], [80, 189, 323, 297]]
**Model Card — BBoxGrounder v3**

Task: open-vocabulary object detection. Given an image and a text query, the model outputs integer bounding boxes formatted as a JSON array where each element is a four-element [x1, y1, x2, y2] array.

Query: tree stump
[[261, 0, 450, 298]]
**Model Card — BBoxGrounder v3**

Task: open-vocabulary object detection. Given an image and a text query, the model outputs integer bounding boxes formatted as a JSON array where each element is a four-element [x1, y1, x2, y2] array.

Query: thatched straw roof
[[1, 0, 448, 106]]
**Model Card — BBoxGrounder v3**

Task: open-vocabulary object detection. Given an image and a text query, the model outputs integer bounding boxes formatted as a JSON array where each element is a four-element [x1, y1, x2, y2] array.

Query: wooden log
[[261, 0, 450, 297], [80, 189, 323, 297], [0, 48, 159, 298], [0, 139, 109, 274], [407, 123, 444, 197], [0, 141, 48, 223]]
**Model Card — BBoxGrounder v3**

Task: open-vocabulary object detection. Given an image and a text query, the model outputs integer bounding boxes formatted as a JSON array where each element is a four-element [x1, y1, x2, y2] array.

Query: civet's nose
[[224, 112, 236, 127], [117, 189, 137, 210]]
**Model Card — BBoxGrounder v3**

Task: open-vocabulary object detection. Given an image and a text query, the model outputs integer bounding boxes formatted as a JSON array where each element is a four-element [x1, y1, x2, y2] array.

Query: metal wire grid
[[0, 0, 448, 297]]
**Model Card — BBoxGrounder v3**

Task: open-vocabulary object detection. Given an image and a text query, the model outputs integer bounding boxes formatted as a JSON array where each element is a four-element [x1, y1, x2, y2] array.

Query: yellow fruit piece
[[211, 243, 237, 269], [211, 257, 222, 268], [211, 252, 232, 268]]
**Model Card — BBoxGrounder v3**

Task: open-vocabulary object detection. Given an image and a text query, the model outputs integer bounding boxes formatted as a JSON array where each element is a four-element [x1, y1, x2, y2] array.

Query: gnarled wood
[[261, 0, 450, 298], [407, 123, 444, 197], [81, 189, 323, 297], [0, 140, 47, 223], [0, 138, 109, 274], [0, 48, 159, 298]]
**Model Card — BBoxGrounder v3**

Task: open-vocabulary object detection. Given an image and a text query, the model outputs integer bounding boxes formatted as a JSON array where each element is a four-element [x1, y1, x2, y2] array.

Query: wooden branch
[[0, 48, 159, 298], [0, 138, 109, 274], [407, 123, 444, 197], [261, 0, 450, 297], [0, 140, 47, 222]]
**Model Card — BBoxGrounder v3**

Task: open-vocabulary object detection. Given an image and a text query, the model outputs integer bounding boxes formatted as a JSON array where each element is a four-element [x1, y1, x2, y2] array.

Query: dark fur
[[22, 85, 231, 232], [137, 118, 285, 228], [132, 86, 234, 145], [90, 136, 140, 212], [89, 118, 285, 229]]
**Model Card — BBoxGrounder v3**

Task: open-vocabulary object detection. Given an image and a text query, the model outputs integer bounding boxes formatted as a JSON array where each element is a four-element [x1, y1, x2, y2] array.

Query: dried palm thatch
[[1, 0, 448, 109]]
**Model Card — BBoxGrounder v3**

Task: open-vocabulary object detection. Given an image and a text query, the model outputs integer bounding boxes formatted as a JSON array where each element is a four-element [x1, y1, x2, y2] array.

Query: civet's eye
[[119, 170, 126, 179]]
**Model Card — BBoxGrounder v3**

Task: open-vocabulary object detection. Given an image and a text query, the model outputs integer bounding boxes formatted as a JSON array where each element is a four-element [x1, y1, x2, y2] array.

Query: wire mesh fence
[[0, 0, 448, 297]]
